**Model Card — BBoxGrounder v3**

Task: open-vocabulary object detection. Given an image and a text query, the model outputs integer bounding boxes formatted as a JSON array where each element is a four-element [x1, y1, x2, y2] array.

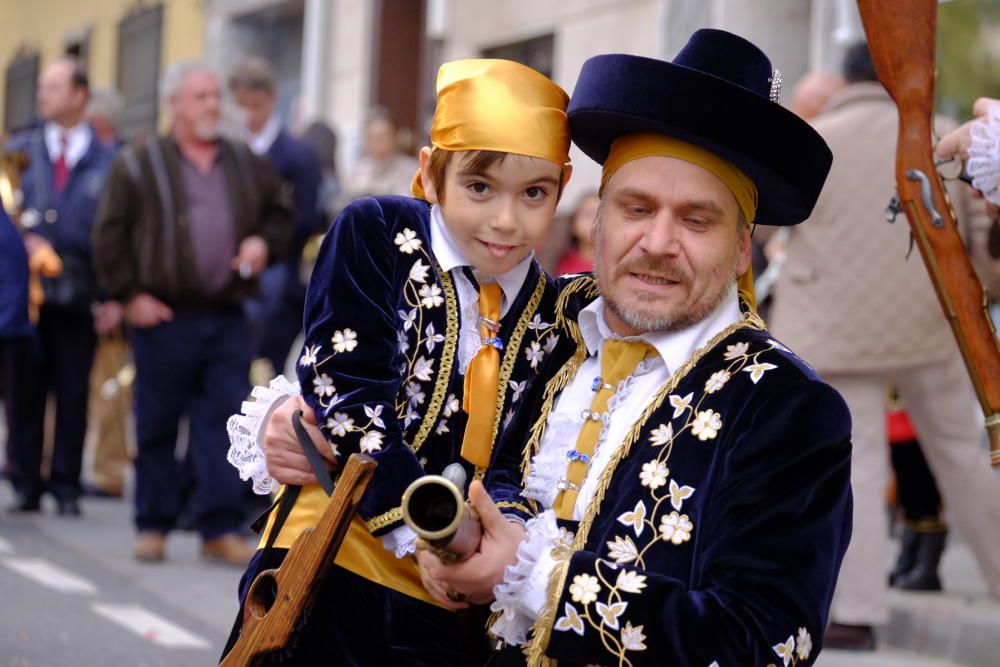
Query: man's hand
[[423, 480, 526, 606], [125, 293, 174, 328], [93, 301, 124, 334], [232, 235, 269, 278], [22, 232, 51, 256], [263, 396, 336, 485], [416, 549, 471, 611]]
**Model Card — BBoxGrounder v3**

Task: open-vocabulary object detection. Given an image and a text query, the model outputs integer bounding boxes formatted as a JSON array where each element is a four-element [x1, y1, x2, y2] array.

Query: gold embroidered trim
[[410, 262, 460, 454], [526, 544, 573, 667], [474, 466, 486, 482], [365, 506, 404, 533], [496, 501, 534, 517], [490, 271, 548, 447]]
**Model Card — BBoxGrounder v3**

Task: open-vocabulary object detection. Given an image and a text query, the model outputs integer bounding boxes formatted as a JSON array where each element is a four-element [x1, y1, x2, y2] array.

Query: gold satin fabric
[[460, 282, 503, 468]]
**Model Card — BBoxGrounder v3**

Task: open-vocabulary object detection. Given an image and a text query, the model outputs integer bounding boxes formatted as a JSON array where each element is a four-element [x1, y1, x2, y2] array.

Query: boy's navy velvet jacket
[[292, 195, 563, 537], [0, 208, 31, 338], [503, 277, 854, 667]]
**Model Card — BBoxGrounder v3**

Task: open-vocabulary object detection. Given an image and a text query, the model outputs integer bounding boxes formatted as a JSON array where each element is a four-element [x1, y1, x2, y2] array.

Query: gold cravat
[[460, 281, 503, 468], [553, 339, 654, 519]]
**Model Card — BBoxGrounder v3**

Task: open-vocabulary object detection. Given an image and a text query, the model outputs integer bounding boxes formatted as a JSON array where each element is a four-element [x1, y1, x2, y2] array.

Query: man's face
[[232, 88, 275, 135], [421, 150, 567, 277], [36, 62, 86, 124], [594, 155, 751, 336], [171, 70, 222, 141]]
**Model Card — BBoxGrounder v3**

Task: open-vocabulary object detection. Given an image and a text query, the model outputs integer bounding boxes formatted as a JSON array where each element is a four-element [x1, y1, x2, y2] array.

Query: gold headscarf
[[601, 133, 759, 308], [410, 59, 571, 199]]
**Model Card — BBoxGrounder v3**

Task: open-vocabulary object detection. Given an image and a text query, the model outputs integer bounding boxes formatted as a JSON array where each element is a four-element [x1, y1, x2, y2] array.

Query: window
[[4, 52, 39, 133], [481, 34, 555, 79], [117, 5, 163, 140]]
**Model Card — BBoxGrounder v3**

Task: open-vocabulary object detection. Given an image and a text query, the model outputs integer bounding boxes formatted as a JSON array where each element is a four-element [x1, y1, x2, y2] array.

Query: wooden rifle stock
[[220, 454, 376, 666], [857, 0, 1000, 467]]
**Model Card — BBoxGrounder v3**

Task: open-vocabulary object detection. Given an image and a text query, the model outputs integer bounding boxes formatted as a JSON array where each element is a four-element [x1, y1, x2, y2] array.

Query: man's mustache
[[616, 259, 690, 285]]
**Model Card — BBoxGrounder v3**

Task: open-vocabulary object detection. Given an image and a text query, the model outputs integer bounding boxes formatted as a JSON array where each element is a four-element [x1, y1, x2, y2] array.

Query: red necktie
[[53, 133, 69, 194]]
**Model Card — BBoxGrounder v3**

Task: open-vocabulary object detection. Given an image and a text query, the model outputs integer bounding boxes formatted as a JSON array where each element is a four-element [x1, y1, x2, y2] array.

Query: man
[[790, 71, 846, 121], [343, 106, 419, 200], [3, 58, 115, 516], [228, 57, 322, 375], [266, 30, 854, 665], [92, 61, 292, 564], [769, 41, 1000, 649]]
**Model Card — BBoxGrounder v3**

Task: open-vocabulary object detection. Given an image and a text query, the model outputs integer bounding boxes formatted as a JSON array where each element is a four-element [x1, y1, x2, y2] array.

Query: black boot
[[895, 530, 946, 591], [888, 528, 920, 586]]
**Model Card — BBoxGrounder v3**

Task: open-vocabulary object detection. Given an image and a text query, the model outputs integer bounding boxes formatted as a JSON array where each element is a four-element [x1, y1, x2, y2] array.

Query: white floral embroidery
[[595, 601, 628, 630], [569, 573, 601, 605], [424, 322, 445, 353], [436, 420, 450, 435], [724, 341, 750, 360], [326, 412, 354, 437], [639, 460, 669, 490], [405, 381, 425, 406], [418, 284, 444, 308], [409, 259, 430, 283], [396, 329, 409, 355], [659, 511, 693, 545], [691, 409, 722, 441], [359, 430, 384, 453], [331, 328, 358, 353], [442, 393, 460, 417], [554, 602, 585, 635], [621, 621, 647, 651], [606, 535, 640, 564], [398, 308, 417, 331], [413, 356, 434, 382], [704, 370, 731, 394], [772, 635, 795, 667], [403, 406, 419, 428], [528, 314, 552, 331], [394, 228, 421, 254], [618, 500, 647, 537], [668, 479, 695, 511], [649, 423, 674, 446], [313, 373, 337, 398], [544, 334, 560, 354], [525, 340, 545, 369], [669, 392, 693, 418], [509, 379, 527, 403], [744, 362, 777, 384], [615, 569, 647, 594], [503, 409, 516, 429], [364, 405, 385, 429], [299, 344, 320, 367], [796, 627, 812, 660]]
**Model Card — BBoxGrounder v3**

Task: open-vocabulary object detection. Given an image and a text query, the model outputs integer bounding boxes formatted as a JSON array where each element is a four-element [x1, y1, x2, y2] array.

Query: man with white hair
[[93, 60, 292, 564]]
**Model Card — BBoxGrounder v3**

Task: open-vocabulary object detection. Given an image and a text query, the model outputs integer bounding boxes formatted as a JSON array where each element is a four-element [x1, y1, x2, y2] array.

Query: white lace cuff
[[226, 375, 301, 495], [489, 510, 560, 646], [380, 524, 418, 558], [968, 105, 1000, 205]]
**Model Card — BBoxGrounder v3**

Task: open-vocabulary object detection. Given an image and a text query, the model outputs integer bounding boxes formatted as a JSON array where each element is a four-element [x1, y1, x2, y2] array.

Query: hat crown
[[673, 29, 773, 100]]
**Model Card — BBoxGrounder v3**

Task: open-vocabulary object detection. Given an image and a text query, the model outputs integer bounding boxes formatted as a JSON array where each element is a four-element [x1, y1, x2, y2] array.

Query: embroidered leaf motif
[[639, 460, 669, 490], [424, 322, 445, 353], [509, 379, 527, 403], [568, 573, 600, 605], [394, 228, 421, 254], [402, 405, 419, 428], [553, 602, 585, 635], [772, 635, 795, 667], [398, 308, 418, 331], [418, 284, 444, 308], [364, 404, 386, 429], [525, 340, 545, 369], [621, 621, 647, 651], [595, 601, 628, 630], [503, 409, 516, 429], [796, 627, 813, 660], [435, 420, 449, 435], [669, 392, 693, 418], [405, 381, 425, 406], [618, 500, 647, 537], [691, 409, 722, 441], [409, 259, 430, 284], [704, 370, 731, 394], [724, 341, 750, 360], [413, 356, 434, 382], [396, 330, 409, 355], [768, 338, 791, 353], [648, 423, 673, 446], [615, 568, 648, 594], [744, 362, 778, 384], [659, 511, 693, 545], [299, 344, 320, 367], [606, 535, 639, 564], [313, 374, 337, 398], [326, 413, 354, 437], [359, 430, 384, 453], [442, 393, 460, 417], [543, 334, 560, 354], [528, 314, 552, 331], [668, 479, 695, 511]]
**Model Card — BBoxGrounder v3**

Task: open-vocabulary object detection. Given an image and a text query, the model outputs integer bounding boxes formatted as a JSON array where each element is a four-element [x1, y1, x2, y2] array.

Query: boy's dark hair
[[842, 41, 878, 84], [426, 148, 566, 202]]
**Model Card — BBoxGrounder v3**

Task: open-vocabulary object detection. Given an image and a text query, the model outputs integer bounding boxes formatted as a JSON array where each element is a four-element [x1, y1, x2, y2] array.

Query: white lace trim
[[380, 524, 419, 558], [967, 105, 1000, 205], [225, 375, 301, 495], [453, 269, 483, 375], [490, 510, 560, 645]]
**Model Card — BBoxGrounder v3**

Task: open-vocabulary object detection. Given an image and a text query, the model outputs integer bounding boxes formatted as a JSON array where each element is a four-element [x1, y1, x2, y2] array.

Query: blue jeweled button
[[591, 376, 603, 392]]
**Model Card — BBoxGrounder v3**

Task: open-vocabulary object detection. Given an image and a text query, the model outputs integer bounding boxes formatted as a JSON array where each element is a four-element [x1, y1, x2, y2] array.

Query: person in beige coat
[[769, 42, 1000, 649]]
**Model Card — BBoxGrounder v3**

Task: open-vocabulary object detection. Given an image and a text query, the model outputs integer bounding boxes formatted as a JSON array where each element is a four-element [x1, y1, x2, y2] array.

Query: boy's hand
[[416, 549, 471, 611], [263, 396, 335, 485], [426, 481, 526, 605]]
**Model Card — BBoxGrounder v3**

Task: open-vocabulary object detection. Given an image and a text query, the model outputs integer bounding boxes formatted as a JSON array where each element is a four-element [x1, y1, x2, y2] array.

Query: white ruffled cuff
[[380, 524, 419, 558], [968, 105, 1000, 205], [489, 510, 560, 646], [226, 375, 301, 495]]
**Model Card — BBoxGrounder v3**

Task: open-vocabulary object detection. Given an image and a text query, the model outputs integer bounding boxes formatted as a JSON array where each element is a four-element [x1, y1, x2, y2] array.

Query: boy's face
[[420, 149, 568, 277]]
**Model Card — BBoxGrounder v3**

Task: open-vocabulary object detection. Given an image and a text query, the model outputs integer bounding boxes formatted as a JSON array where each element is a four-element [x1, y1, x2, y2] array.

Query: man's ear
[[736, 224, 753, 276], [418, 146, 439, 204]]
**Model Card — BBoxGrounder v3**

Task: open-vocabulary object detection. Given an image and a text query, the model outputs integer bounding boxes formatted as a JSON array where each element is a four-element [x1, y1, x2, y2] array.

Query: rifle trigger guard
[[885, 192, 902, 223], [905, 168, 944, 228]]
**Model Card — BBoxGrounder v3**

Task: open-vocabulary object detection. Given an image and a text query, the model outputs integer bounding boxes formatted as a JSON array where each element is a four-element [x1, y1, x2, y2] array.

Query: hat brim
[[569, 55, 832, 225]]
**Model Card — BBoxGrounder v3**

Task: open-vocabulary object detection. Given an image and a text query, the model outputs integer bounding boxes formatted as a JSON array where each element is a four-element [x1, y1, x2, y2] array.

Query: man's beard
[[194, 118, 220, 141]]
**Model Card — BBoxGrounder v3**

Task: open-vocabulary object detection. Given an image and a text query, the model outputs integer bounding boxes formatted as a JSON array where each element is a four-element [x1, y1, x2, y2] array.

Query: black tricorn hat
[[568, 29, 832, 225]]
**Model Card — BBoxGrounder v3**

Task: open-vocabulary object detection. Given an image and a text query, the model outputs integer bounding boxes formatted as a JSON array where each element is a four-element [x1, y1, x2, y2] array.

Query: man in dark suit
[[3, 58, 116, 516], [229, 57, 322, 375]]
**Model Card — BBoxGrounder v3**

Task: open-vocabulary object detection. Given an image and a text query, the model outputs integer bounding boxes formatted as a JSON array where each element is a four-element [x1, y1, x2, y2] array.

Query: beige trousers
[[827, 344, 1000, 626]]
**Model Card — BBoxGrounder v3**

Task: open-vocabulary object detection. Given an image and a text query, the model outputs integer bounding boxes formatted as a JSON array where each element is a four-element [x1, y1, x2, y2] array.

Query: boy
[[224, 59, 573, 664]]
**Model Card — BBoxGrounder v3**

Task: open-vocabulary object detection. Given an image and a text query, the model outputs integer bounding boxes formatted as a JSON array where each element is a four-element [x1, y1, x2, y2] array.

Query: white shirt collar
[[429, 203, 534, 307], [247, 116, 282, 155], [44, 121, 92, 169], [578, 284, 743, 375]]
